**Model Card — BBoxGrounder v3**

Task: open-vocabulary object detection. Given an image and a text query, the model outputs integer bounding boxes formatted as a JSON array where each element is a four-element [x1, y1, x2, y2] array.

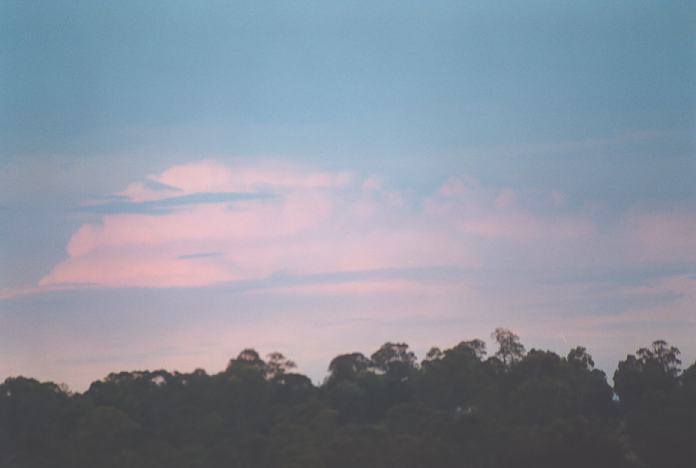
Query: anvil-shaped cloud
[[39, 160, 696, 294]]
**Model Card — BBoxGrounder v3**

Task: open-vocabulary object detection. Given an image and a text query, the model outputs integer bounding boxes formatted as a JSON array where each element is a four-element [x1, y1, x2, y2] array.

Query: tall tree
[[371, 342, 417, 374], [266, 352, 297, 380], [614, 340, 689, 468], [327, 353, 372, 385], [492, 328, 526, 366]]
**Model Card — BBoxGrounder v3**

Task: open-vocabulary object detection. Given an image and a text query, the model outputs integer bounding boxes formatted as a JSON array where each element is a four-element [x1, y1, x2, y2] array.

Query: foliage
[[0, 333, 693, 468]]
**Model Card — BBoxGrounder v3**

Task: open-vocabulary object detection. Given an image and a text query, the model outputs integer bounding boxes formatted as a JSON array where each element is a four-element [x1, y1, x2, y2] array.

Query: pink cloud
[[495, 188, 517, 209], [43, 164, 488, 288], [254, 278, 470, 297], [34, 162, 693, 295], [107, 160, 354, 205], [425, 178, 595, 242], [40, 249, 238, 288], [623, 210, 696, 263]]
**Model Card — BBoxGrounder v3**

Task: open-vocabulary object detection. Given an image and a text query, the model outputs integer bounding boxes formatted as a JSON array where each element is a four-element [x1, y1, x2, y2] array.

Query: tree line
[[1, 328, 694, 468]]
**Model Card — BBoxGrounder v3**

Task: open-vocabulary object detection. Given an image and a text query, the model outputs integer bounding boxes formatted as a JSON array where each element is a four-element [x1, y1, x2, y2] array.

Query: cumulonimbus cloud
[[37, 160, 696, 293]]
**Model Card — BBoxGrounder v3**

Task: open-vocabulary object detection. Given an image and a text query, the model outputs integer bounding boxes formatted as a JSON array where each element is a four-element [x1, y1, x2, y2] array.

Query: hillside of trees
[[1, 328, 694, 468]]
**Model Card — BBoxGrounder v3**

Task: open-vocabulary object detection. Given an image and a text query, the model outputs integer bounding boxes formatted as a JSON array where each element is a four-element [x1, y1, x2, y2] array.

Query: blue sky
[[1, 0, 695, 390]]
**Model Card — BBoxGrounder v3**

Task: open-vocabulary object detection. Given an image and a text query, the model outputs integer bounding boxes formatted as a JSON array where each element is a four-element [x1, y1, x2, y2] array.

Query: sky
[[1, 0, 695, 391]]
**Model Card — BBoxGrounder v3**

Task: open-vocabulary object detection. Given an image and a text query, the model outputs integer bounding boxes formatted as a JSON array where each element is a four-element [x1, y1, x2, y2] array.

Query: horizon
[[1, 330, 687, 394]]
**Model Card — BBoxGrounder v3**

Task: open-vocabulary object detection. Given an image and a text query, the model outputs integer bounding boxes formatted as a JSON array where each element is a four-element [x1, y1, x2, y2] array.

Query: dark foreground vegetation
[[1, 329, 694, 468]]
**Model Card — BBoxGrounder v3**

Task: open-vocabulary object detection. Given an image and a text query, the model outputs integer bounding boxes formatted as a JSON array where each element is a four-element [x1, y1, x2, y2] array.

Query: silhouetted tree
[[370, 342, 417, 374], [0, 330, 692, 468], [454, 339, 487, 360], [266, 352, 297, 380], [614, 340, 690, 468], [326, 353, 372, 385], [228, 348, 266, 372], [567, 346, 594, 370], [423, 347, 443, 362], [492, 328, 526, 366]]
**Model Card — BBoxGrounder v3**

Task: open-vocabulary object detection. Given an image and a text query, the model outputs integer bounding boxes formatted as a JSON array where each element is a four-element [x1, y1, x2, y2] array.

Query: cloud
[[622, 209, 696, 263], [31, 160, 696, 302], [79, 191, 268, 215], [39, 161, 472, 288], [177, 252, 225, 260], [106, 160, 352, 203]]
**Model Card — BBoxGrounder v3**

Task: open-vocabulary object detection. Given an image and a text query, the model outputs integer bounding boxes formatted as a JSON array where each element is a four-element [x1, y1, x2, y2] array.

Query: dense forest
[[1, 328, 694, 468]]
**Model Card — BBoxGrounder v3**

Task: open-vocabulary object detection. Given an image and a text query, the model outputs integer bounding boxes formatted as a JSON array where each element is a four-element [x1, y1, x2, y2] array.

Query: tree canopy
[[0, 331, 694, 468]]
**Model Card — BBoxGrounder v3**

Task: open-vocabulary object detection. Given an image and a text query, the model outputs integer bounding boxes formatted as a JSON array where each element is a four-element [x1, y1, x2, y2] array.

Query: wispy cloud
[[79, 191, 269, 215], [177, 252, 225, 260]]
